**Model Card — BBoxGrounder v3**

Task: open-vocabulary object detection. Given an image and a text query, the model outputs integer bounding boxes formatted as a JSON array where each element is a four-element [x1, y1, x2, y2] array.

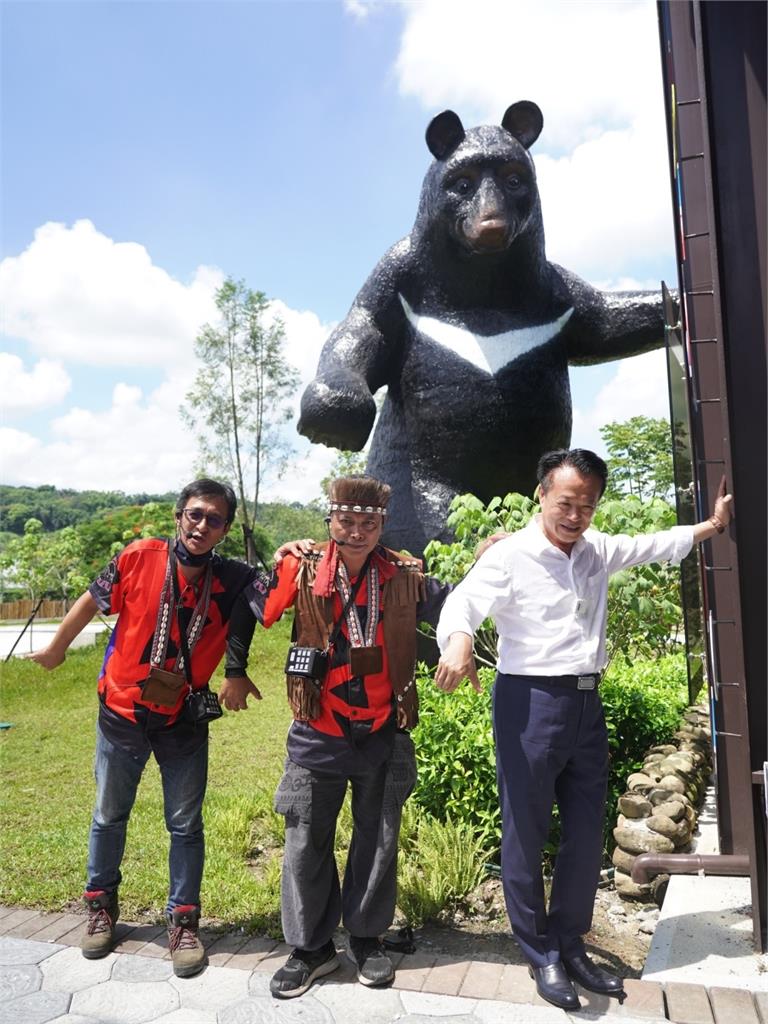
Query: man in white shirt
[[435, 449, 732, 1011]]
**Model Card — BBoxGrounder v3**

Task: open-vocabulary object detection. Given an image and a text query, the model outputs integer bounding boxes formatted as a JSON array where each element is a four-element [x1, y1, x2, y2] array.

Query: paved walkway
[[0, 621, 108, 659], [1, 907, 765, 1024]]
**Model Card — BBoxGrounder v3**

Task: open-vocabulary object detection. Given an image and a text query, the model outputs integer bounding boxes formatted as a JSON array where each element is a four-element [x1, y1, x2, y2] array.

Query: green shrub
[[423, 493, 537, 666], [396, 804, 487, 927], [412, 665, 500, 849], [601, 652, 689, 842], [593, 496, 682, 671], [412, 654, 689, 866]]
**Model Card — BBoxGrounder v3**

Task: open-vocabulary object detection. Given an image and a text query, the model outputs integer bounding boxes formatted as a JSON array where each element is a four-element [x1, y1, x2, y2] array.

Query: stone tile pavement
[[0, 907, 763, 1024]]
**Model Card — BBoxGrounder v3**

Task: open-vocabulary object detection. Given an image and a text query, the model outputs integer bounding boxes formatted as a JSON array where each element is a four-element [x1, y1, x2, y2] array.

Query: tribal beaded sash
[[334, 558, 380, 649], [149, 548, 213, 677]]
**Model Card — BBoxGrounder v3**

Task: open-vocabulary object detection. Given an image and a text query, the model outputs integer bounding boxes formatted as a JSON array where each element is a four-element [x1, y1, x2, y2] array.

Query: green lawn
[[0, 616, 295, 931]]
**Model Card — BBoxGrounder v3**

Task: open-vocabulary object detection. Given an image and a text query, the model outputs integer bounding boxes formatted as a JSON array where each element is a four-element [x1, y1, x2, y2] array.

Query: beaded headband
[[329, 502, 387, 516]]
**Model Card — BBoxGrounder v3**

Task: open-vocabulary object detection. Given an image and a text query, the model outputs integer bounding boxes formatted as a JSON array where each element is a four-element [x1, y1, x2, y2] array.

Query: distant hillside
[[0, 485, 327, 578], [0, 484, 177, 534]]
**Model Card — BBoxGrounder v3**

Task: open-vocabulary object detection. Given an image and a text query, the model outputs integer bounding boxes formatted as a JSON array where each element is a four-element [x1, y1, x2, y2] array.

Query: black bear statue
[[299, 102, 665, 555]]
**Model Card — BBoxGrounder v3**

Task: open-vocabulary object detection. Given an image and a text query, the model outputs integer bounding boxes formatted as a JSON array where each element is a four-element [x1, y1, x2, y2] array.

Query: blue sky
[[1, 0, 677, 502]]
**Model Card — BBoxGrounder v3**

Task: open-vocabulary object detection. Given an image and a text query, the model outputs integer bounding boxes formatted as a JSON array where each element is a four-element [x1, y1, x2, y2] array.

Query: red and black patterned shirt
[[89, 538, 256, 735]]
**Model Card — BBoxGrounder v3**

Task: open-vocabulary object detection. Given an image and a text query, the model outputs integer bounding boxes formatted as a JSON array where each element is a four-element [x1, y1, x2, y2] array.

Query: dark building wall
[[700, 1, 767, 773]]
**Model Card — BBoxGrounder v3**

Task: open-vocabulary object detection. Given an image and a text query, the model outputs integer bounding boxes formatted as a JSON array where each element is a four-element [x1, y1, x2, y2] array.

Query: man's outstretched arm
[[27, 591, 99, 670]]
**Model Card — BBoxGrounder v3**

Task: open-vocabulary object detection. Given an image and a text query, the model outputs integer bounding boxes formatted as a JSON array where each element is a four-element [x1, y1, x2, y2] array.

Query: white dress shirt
[[436, 516, 694, 676]]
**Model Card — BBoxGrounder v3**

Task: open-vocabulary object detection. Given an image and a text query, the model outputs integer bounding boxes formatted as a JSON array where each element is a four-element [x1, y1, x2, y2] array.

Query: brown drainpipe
[[631, 853, 750, 884]]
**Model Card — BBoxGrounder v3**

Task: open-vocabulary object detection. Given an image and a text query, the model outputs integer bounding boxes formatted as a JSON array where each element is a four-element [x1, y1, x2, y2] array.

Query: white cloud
[[536, 110, 674, 281], [0, 216, 341, 500], [371, 0, 674, 284], [571, 348, 670, 455], [343, 0, 374, 19], [0, 353, 71, 414], [1, 375, 196, 493], [253, 300, 337, 504], [590, 276, 666, 293], [0, 220, 223, 368], [392, 0, 660, 152], [267, 300, 334, 414]]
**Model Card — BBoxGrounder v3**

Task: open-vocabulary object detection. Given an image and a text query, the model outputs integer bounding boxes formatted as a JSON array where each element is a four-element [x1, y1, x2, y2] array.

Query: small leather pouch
[[142, 666, 186, 707], [349, 644, 383, 677]]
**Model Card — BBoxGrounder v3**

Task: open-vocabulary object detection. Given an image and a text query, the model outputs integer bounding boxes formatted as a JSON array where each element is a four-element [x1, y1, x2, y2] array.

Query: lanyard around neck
[[148, 542, 213, 681]]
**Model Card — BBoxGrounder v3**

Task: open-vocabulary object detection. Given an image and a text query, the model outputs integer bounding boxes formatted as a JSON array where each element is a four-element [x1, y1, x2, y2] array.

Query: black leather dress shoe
[[563, 953, 625, 995], [528, 963, 580, 1011]]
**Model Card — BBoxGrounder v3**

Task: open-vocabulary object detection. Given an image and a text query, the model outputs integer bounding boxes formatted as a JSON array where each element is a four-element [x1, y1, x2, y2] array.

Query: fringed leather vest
[[286, 542, 425, 730]]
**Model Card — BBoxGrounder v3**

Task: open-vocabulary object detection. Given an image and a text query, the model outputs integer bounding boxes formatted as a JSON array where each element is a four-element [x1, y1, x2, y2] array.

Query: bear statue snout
[[464, 218, 511, 253], [458, 174, 518, 253]]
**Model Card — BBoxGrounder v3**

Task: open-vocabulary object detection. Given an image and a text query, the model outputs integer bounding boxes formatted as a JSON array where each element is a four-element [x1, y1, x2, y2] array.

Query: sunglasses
[[179, 508, 228, 530]]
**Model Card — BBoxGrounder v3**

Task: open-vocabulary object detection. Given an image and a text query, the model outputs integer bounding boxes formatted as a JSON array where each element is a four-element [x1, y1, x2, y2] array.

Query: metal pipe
[[631, 852, 749, 884]]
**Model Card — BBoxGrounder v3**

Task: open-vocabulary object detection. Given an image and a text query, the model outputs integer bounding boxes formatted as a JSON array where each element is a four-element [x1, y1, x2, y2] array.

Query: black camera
[[183, 686, 223, 724], [285, 645, 328, 683]]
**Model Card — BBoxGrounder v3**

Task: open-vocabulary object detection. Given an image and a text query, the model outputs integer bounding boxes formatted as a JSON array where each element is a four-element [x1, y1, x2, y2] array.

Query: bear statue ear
[[501, 101, 544, 149], [425, 110, 466, 160]]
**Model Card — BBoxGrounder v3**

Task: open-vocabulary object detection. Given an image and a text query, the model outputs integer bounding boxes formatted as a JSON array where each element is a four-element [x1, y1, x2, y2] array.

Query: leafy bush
[[412, 665, 500, 848], [412, 654, 689, 865], [600, 652, 689, 838], [396, 803, 487, 927], [593, 496, 682, 670], [423, 493, 536, 665]]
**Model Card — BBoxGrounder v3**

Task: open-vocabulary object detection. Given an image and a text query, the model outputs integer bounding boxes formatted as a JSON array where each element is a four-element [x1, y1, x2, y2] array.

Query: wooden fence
[[0, 599, 68, 621]]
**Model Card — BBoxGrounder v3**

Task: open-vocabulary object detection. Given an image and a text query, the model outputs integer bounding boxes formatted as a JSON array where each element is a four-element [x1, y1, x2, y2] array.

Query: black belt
[[543, 672, 600, 690], [501, 672, 602, 690]]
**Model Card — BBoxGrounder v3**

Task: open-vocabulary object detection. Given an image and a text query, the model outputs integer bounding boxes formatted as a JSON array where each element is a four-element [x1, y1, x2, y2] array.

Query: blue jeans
[[87, 724, 208, 914]]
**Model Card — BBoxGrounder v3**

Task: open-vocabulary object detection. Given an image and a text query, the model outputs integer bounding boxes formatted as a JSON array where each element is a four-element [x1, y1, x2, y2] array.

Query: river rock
[[613, 826, 675, 855], [614, 869, 653, 901], [651, 875, 669, 905], [658, 775, 686, 794], [653, 800, 686, 821], [646, 815, 691, 846], [618, 794, 652, 818], [675, 726, 708, 742], [612, 846, 636, 874], [627, 772, 653, 791]]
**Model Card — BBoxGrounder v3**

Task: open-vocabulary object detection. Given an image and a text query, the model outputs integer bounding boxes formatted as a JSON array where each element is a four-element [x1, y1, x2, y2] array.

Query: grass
[[0, 612, 490, 932], [0, 616, 294, 930]]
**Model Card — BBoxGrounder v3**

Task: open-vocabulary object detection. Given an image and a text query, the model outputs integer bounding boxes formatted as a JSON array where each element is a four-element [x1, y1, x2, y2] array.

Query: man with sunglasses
[[29, 478, 263, 978], [222, 475, 451, 999]]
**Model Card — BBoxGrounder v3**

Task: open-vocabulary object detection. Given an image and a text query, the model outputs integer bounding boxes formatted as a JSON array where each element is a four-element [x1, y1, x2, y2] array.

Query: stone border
[[612, 705, 712, 903]]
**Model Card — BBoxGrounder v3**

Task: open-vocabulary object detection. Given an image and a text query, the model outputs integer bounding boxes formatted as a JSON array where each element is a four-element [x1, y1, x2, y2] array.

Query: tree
[[319, 450, 368, 499], [41, 527, 90, 609], [182, 278, 299, 564], [599, 416, 675, 503], [0, 519, 50, 604]]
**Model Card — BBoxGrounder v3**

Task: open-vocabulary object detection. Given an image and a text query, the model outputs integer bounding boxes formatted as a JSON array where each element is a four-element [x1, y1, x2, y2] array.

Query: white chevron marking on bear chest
[[399, 294, 574, 376]]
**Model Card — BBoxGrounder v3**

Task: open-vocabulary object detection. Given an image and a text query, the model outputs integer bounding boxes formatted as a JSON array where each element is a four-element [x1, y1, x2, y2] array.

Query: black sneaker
[[270, 940, 339, 999], [347, 935, 395, 987]]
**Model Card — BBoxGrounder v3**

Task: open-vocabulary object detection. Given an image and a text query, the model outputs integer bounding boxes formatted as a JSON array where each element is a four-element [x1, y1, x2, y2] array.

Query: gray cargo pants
[[274, 732, 417, 950]]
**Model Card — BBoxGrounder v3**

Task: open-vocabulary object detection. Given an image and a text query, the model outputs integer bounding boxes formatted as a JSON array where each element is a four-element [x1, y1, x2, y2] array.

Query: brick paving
[[0, 906, 764, 1023]]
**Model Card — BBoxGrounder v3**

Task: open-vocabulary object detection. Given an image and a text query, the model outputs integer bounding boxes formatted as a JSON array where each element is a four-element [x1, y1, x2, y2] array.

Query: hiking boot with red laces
[[81, 889, 119, 959], [167, 905, 205, 977]]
